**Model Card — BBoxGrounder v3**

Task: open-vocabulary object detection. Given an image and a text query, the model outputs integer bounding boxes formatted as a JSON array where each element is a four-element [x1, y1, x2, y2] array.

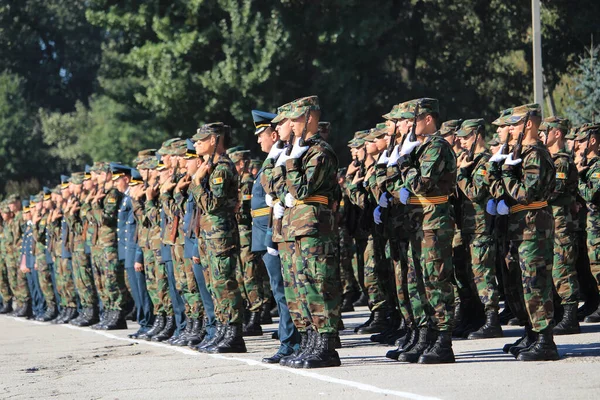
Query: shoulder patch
[[592, 172, 600, 179], [556, 172, 566, 179], [107, 196, 117, 204], [477, 169, 488, 176], [212, 177, 224, 185]]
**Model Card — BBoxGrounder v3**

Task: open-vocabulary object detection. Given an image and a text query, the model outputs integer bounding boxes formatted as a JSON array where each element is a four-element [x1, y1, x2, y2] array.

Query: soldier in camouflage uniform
[[0, 204, 14, 314], [455, 119, 503, 339], [391, 98, 457, 364], [271, 96, 342, 369], [190, 122, 246, 354], [495, 104, 559, 361], [538, 117, 581, 335], [573, 124, 600, 324], [6, 196, 32, 317]]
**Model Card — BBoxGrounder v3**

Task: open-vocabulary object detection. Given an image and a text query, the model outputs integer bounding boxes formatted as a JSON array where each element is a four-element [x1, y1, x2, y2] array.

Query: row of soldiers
[[1, 95, 600, 368]]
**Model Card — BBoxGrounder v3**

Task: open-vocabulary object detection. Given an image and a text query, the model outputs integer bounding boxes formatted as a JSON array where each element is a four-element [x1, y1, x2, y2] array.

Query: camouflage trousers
[[141, 249, 160, 315], [389, 235, 414, 326], [408, 229, 455, 331], [97, 247, 128, 311], [171, 244, 203, 320], [91, 247, 109, 310], [237, 225, 267, 312], [294, 234, 342, 334], [507, 238, 554, 333], [463, 233, 498, 312], [56, 258, 77, 308], [363, 233, 390, 311], [552, 235, 580, 305], [202, 235, 243, 325], [586, 230, 600, 292], [338, 227, 361, 296], [35, 254, 57, 310], [7, 251, 30, 305], [72, 250, 98, 309], [0, 257, 12, 304], [278, 240, 306, 331], [452, 231, 479, 310]]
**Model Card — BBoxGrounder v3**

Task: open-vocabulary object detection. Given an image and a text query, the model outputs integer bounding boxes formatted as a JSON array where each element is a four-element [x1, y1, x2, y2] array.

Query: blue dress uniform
[[251, 109, 299, 361], [182, 139, 217, 340], [43, 187, 62, 309], [21, 202, 45, 317]]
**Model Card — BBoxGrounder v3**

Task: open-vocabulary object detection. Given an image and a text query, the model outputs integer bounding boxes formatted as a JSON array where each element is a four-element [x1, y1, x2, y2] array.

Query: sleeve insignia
[[212, 177, 224, 185], [556, 172, 566, 179]]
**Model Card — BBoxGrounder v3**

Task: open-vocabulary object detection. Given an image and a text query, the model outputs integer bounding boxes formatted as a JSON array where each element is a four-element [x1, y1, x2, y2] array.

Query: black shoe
[[260, 304, 273, 325], [103, 310, 128, 330], [63, 307, 79, 323], [92, 311, 110, 330], [584, 304, 600, 323], [468, 311, 503, 339], [77, 308, 100, 327], [507, 317, 527, 326], [397, 327, 438, 363], [418, 331, 455, 364], [498, 307, 515, 325], [151, 316, 175, 341], [298, 333, 341, 369], [356, 310, 391, 334], [577, 298, 599, 321], [386, 327, 417, 360], [195, 323, 226, 352], [14, 302, 32, 318], [371, 318, 405, 344], [262, 351, 293, 364], [502, 326, 536, 355], [171, 319, 193, 346], [341, 291, 360, 313], [270, 305, 279, 318], [243, 312, 263, 336], [0, 301, 13, 314], [139, 314, 165, 341], [554, 304, 580, 335], [186, 318, 205, 346], [516, 327, 560, 361], [40, 305, 59, 322], [282, 331, 313, 367], [352, 292, 368, 307], [206, 325, 247, 353], [272, 331, 279, 340]]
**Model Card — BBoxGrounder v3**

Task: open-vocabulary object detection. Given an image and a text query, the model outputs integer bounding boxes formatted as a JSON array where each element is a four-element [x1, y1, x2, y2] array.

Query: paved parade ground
[[2, 308, 600, 400]]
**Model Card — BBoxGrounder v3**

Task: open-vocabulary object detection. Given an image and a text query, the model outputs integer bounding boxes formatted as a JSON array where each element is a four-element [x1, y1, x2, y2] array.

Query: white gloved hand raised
[[285, 192, 296, 208], [504, 153, 522, 166], [274, 203, 285, 219], [265, 194, 274, 207], [267, 144, 285, 161], [289, 137, 309, 159], [377, 150, 389, 165], [275, 151, 291, 167], [387, 145, 401, 167], [489, 144, 509, 163], [399, 136, 420, 156]]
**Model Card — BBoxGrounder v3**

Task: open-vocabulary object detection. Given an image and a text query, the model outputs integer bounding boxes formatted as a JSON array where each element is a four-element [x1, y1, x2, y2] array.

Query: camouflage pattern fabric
[[579, 156, 600, 291], [32, 217, 56, 310], [0, 226, 14, 304], [67, 199, 97, 308]]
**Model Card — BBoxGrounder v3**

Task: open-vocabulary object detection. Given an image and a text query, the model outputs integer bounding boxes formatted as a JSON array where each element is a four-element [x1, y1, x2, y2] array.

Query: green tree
[[566, 45, 600, 124]]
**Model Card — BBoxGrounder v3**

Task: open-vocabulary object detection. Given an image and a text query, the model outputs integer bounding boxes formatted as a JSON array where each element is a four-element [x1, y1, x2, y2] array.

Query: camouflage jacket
[[549, 148, 579, 239], [578, 155, 600, 234], [262, 156, 291, 243], [65, 198, 86, 253], [236, 171, 254, 228], [160, 186, 186, 246], [502, 140, 556, 241], [284, 134, 338, 238], [93, 188, 122, 248], [143, 197, 163, 263], [457, 150, 494, 235], [400, 134, 457, 231], [191, 153, 239, 239]]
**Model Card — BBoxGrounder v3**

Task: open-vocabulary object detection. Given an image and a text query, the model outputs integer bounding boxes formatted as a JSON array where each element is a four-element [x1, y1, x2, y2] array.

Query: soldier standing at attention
[[495, 104, 559, 361], [539, 117, 581, 335], [191, 122, 246, 353]]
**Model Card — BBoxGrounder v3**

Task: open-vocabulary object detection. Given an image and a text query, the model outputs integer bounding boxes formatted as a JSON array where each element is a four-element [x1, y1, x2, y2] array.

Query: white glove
[[504, 153, 522, 166], [289, 138, 309, 159], [377, 150, 389, 165], [267, 247, 279, 256], [497, 200, 510, 215], [267, 144, 285, 161], [399, 188, 410, 205], [273, 203, 285, 219], [275, 151, 291, 167], [486, 199, 497, 216], [399, 136, 420, 156], [265, 194, 274, 207], [378, 193, 390, 208], [489, 145, 509, 163], [285, 192, 296, 208], [387, 145, 400, 167], [373, 206, 383, 225]]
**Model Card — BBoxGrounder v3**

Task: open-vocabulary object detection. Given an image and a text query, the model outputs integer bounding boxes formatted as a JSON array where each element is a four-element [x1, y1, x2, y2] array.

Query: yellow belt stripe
[[294, 195, 330, 206], [408, 195, 449, 206], [510, 201, 548, 214], [251, 207, 271, 218]]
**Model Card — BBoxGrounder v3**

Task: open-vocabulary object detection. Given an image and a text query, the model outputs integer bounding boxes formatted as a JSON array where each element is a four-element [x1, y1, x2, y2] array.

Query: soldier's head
[[22, 200, 31, 220], [59, 175, 72, 199], [192, 122, 228, 157], [272, 102, 294, 142], [110, 163, 132, 194], [506, 104, 542, 141], [6, 194, 21, 213], [318, 121, 331, 141], [574, 124, 600, 157], [252, 110, 279, 153], [456, 119, 485, 151], [70, 172, 85, 196], [539, 116, 570, 148], [33, 194, 44, 213], [183, 138, 202, 176], [492, 108, 514, 145], [227, 147, 251, 175], [439, 119, 463, 147], [403, 98, 440, 137], [281, 96, 321, 138], [41, 187, 52, 210], [83, 165, 94, 192]]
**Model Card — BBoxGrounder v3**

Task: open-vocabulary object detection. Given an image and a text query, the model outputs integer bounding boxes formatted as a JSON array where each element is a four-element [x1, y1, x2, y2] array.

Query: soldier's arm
[[285, 147, 333, 200], [193, 164, 232, 213], [144, 199, 160, 227], [549, 156, 569, 202], [403, 141, 451, 195], [578, 165, 600, 205], [502, 150, 543, 204], [458, 157, 491, 203], [101, 190, 120, 227]]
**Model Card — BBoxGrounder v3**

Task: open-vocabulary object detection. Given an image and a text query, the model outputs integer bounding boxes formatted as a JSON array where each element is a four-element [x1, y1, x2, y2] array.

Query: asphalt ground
[[1, 308, 600, 400]]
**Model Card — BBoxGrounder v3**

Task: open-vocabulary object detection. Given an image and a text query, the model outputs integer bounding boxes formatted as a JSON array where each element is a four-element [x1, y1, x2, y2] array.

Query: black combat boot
[[78, 308, 100, 327], [502, 325, 537, 355], [468, 311, 503, 339], [243, 312, 263, 336], [583, 304, 600, 323], [353, 292, 368, 307], [270, 305, 279, 318], [14, 301, 32, 318], [298, 333, 341, 369], [0, 301, 13, 314], [577, 298, 599, 321], [397, 327, 438, 363], [260, 304, 273, 325], [69, 308, 86, 326], [287, 330, 319, 368], [498, 307, 515, 325], [554, 303, 581, 335], [371, 316, 404, 344], [341, 291, 359, 313], [40, 305, 58, 322], [279, 331, 308, 366], [418, 331, 455, 364], [51, 307, 68, 324], [92, 310, 111, 330], [356, 310, 391, 334], [386, 326, 417, 360], [206, 324, 247, 353], [172, 319, 194, 346], [186, 318, 205, 346], [195, 323, 225, 352], [103, 310, 128, 330], [63, 307, 79, 323], [151, 316, 175, 341], [139, 314, 165, 341], [516, 327, 560, 361]]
